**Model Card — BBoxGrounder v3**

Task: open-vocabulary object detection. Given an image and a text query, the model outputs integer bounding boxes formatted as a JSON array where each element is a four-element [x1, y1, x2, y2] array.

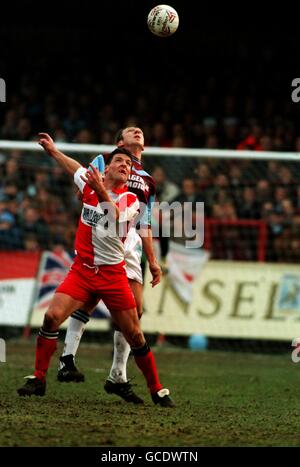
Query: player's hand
[[80, 164, 105, 192], [149, 261, 162, 287], [38, 132, 56, 154]]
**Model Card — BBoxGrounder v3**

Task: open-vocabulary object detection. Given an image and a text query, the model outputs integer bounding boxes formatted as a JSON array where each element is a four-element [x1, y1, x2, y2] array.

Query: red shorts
[[56, 257, 136, 311]]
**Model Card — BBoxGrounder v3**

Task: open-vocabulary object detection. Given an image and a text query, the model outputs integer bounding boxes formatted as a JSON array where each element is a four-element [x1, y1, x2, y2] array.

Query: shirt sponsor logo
[[128, 175, 149, 193], [82, 206, 107, 227]]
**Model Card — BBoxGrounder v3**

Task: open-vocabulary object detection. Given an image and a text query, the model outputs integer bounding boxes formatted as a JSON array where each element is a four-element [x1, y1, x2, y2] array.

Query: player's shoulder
[[82, 183, 98, 203], [133, 165, 155, 185], [132, 161, 152, 178]]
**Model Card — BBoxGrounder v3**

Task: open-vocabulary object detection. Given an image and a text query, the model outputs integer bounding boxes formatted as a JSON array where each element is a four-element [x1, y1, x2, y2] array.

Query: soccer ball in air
[[147, 5, 179, 37]]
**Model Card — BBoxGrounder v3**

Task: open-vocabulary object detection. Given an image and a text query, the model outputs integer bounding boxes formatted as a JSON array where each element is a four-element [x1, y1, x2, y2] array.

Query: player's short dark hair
[[114, 129, 124, 144], [106, 148, 133, 166]]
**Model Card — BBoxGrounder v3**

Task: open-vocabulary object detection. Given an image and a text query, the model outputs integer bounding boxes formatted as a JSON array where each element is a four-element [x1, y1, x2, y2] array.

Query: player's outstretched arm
[[38, 132, 81, 176]]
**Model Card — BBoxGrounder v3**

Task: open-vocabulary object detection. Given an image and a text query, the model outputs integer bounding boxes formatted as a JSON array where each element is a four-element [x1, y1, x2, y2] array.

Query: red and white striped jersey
[[73, 167, 140, 266]]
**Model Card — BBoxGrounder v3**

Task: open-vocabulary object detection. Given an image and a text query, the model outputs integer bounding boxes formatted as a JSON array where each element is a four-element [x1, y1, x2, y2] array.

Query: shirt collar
[[110, 185, 128, 195], [132, 155, 142, 166]]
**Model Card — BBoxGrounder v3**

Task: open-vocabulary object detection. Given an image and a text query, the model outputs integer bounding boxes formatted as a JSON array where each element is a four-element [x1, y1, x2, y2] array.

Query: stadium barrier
[[0, 252, 40, 326], [3, 249, 298, 342]]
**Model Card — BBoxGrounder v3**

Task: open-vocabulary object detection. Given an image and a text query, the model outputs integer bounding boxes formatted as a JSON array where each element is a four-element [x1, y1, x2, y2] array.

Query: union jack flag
[[34, 249, 73, 310], [34, 249, 110, 319]]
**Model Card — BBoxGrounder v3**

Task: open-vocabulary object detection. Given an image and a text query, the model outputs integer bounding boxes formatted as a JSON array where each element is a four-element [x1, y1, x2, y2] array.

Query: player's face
[[106, 154, 132, 183], [120, 127, 144, 151]]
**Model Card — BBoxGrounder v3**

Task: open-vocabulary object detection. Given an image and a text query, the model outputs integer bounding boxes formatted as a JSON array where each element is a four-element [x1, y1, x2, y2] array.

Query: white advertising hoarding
[[0, 279, 36, 326], [142, 260, 300, 340]]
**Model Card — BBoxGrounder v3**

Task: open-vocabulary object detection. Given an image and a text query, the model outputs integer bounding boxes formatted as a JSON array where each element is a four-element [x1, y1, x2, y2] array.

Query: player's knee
[[44, 308, 62, 330], [128, 329, 144, 348], [81, 307, 94, 316], [112, 322, 121, 332]]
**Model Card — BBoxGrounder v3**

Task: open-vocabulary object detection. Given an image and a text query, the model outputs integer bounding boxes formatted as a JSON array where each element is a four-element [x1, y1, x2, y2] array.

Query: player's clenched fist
[[38, 132, 56, 154]]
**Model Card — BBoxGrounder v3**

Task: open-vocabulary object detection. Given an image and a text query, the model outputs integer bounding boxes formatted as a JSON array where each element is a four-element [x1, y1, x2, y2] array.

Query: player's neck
[[104, 179, 125, 191], [125, 144, 142, 161], [131, 149, 142, 161]]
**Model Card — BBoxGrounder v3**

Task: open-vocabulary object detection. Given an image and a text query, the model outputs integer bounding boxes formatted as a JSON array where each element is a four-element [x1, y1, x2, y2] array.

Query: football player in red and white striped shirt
[[17, 133, 174, 407], [58, 127, 163, 405]]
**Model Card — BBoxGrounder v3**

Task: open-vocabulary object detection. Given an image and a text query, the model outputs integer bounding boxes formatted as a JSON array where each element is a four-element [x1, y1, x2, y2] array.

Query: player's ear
[[104, 166, 109, 175], [117, 140, 124, 148]]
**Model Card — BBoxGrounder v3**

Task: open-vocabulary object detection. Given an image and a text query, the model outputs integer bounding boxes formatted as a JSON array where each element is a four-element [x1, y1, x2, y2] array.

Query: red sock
[[133, 346, 163, 394], [34, 334, 58, 382]]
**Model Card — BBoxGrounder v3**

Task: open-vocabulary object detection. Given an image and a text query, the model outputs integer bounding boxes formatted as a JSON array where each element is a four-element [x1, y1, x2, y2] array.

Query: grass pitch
[[1, 340, 299, 447]]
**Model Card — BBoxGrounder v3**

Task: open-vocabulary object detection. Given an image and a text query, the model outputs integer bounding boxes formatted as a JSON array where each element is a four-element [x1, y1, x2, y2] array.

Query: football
[[147, 5, 179, 37]]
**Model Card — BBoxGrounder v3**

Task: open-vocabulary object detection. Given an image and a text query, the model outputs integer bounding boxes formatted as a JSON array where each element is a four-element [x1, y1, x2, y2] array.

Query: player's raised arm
[[38, 132, 81, 176]]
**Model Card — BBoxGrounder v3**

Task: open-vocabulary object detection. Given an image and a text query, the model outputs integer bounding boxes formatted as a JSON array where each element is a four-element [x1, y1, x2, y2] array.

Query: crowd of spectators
[[1, 71, 300, 152], [1, 141, 300, 263]]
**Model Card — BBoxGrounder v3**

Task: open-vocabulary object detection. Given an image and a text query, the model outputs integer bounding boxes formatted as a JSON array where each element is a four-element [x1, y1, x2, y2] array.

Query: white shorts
[[124, 228, 143, 284]]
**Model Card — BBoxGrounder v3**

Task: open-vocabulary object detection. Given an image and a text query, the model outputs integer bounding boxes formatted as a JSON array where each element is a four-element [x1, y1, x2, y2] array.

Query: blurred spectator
[[274, 186, 289, 213], [222, 117, 239, 149], [194, 163, 213, 191], [16, 118, 32, 141], [1, 110, 19, 139], [203, 118, 217, 138], [237, 187, 260, 219], [206, 173, 230, 207], [152, 165, 180, 202], [204, 134, 219, 149], [53, 128, 68, 142], [75, 128, 94, 144], [237, 124, 262, 150], [63, 107, 86, 139], [49, 165, 71, 199], [1, 182, 21, 202], [0, 210, 23, 250], [259, 135, 273, 151], [295, 137, 300, 152], [35, 189, 62, 224], [151, 123, 171, 147], [229, 164, 244, 201], [23, 234, 41, 252], [266, 161, 281, 184], [19, 206, 51, 249], [256, 179, 272, 205], [172, 178, 201, 205]]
